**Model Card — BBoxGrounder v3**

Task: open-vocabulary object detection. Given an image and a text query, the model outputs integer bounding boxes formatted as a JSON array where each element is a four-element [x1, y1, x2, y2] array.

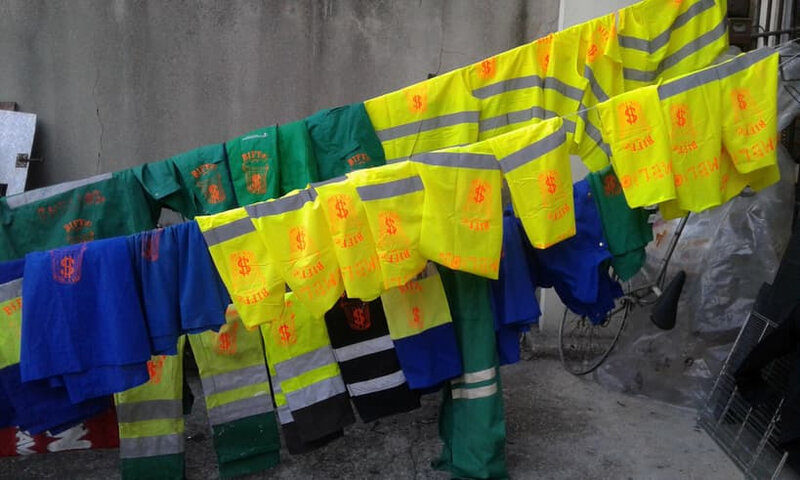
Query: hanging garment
[[325, 296, 421, 422], [412, 141, 503, 279], [351, 161, 428, 289], [718, 49, 779, 173], [380, 263, 462, 389], [0, 170, 161, 260], [226, 125, 281, 205], [490, 207, 542, 366], [197, 207, 285, 328], [526, 180, 623, 323], [129, 222, 229, 355], [135, 144, 237, 219], [490, 117, 576, 249], [277, 120, 320, 196], [434, 268, 508, 480], [115, 307, 279, 480], [305, 103, 386, 181], [0, 275, 110, 435], [314, 176, 383, 301], [247, 188, 344, 317], [597, 85, 676, 208], [261, 292, 355, 446], [21, 238, 152, 403], [364, 68, 481, 163], [586, 165, 653, 281], [618, 0, 728, 90], [581, 12, 624, 107], [658, 64, 725, 213]]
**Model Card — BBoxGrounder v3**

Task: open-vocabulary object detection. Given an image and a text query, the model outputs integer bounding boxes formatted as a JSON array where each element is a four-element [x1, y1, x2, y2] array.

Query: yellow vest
[[598, 85, 676, 208], [412, 141, 503, 279], [718, 49, 779, 173], [381, 263, 454, 341], [350, 161, 428, 289], [313, 177, 383, 301], [0, 278, 22, 369], [246, 189, 344, 318], [364, 69, 480, 163], [490, 117, 577, 249], [197, 208, 285, 328], [618, 0, 728, 90]]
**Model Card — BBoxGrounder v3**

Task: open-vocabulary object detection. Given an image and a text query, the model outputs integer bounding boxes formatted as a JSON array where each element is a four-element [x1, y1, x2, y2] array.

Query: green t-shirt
[[587, 166, 653, 281], [277, 120, 319, 195], [305, 103, 386, 182], [226, 125, 281, 206], [1, 169, 161, 259]]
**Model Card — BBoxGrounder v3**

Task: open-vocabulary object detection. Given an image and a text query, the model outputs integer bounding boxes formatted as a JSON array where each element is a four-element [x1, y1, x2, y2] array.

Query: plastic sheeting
[[595, 144, 796, 408]]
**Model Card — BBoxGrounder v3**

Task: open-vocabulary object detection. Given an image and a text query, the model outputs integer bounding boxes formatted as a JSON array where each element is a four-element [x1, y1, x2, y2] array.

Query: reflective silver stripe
[[583, 120, 612, 157], [412, 151, 499, 170], [200, 365, 270, 397], [206, 393, 273, 425], [497, 126, 565, 173], [5, 173, 112, 209], [618, 0, 716, 54], [285, 375, 347, 411], [659, 18, 728, 73], [452, 367, 496, 385], [0, 278, 22, 303], [119, 434, 184, 459], [356, 175, 423, 201], [274, 345, 336, 383], [347, 370, 407, 397], [245, 189, 316, 218], [472, 75, 584, 101], [276, 405, 293, 425], [201, 217, 255, 247], [116, 399, 183, 423], [311, 175, 347, 188], [375, 111, 480, 142], [658, 47, 773, 100], [451, 382, 498, 400], [565, 119, 577, 134], [479, 106, 558, 132], [584, 65, 609, 102], [715, 47, 774, 80], [624, 18, 728, 83], [333, 335, 395, 363]]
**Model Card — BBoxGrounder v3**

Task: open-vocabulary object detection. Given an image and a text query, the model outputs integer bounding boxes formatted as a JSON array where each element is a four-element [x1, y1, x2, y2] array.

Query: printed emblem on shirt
[[141, 230, 163, 262], [535, 34, 554, 73], [341, 298, 372, 331], [192, 164, 227, 205], [288, 226, 310, 256], [214, 321, 239, 356], [347, 153, 372, 169], [409, 306, 424, 331], [51, 245, 87, 285], [461, 178, 492, 232], [241, 151, 270, 195], [476, 57, 497, 81], [63, 218, 95, 244], [603, 173, 622, 196], [147, 355, 166, 384], [276, 305, 297, 347], [405, 86, 429, 115]]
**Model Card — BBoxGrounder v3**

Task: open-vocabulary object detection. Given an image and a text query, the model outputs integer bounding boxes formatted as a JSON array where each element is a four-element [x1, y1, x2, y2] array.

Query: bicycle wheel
[[558, 296, 630, 376]]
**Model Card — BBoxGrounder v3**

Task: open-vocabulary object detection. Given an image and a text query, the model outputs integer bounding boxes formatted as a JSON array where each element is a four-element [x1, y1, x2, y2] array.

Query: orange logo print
[[82, 190, 106, 206], [147, 356, 166, 384], [289, 226, 308, 255], [51, 246, 87, 285], [328, 194, 351, 222], [231, 251, 254, 278], [241, 151, 269, 195], [477, 57, 497, 80], [536, 34, 554, 72], [538, 170, 560, 200], [379, 211, 401, 237], [671, 104, 689, 129], [214, 321, 239, 356], [63, 218, 95, 245], [409, 306, 424, 331], [603, 174, 622, 196], [141, 230, 162, 262], [618, 100, 640, 128], [347, 153, 371, 168], [276, 309, 297, 347], [342, 299, 372, 331], [406, 86, 428, 114]]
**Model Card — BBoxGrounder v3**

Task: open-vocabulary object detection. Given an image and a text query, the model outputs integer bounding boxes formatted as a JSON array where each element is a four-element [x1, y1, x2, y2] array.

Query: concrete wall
[[0, 0, 559, 188]]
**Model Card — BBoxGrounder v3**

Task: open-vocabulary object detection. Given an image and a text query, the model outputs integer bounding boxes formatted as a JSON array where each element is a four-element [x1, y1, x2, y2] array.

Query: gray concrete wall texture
[[0, 0, 560, 189]]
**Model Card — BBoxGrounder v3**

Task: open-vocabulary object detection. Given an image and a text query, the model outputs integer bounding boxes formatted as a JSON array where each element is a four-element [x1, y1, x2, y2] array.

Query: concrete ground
[[1, 358, 739, 479]]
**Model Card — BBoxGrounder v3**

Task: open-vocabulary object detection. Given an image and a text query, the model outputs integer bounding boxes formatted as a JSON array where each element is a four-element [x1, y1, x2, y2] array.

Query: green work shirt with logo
[[305, 103, 386, 182], [587, 165, 653, 281], [226, 125, 281, 206], [0, 169, 161, 260]]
